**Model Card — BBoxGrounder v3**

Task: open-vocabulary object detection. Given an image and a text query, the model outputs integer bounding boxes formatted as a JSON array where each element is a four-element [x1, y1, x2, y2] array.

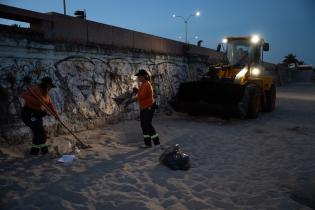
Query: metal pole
[[174, 13, 198, 44], [63, 0, 67, 15], [185, 20, 188, 44]]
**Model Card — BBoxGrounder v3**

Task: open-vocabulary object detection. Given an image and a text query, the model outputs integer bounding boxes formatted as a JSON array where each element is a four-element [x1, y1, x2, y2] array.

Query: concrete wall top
[[0, 4, 222, 58], [0, 3, 50, 22]]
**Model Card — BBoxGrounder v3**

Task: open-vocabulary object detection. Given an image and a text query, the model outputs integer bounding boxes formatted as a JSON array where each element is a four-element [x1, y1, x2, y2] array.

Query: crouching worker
[[21, 77, 60, 155], [132, 69, 161, 149]]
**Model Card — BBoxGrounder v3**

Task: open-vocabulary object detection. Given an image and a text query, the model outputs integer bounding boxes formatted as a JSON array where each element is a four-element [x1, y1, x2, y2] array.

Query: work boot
[[30, 147, 40, 155], [151, 134, 160, 146], [142, 137, 152, 148]]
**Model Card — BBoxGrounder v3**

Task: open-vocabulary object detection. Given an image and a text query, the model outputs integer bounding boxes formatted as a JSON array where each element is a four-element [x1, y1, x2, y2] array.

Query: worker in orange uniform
[[132, 69, 160, 148], [21, 77, 60, 155]]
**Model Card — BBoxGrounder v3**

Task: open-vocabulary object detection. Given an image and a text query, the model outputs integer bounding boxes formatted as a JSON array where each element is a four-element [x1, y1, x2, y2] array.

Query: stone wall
[[0, 34, 219, 143], [274, 65, 315, 86], [290, 69, 314, 83], [0, 4, 223, 143]]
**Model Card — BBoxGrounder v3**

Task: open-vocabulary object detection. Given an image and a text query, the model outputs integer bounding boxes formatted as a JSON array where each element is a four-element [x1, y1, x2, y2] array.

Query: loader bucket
[[169, 80, 246, 116]]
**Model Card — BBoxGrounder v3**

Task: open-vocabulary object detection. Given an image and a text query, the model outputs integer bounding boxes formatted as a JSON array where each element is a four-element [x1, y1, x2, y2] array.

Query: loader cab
[[216, 35, 270, 81], [220, 35, 267, 66], [227, 41, 255, 66]]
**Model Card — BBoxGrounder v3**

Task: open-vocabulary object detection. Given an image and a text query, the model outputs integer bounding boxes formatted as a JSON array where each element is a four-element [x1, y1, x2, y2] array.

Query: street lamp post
[[63, 0, 67, 15], [173, 11, 200, 44]]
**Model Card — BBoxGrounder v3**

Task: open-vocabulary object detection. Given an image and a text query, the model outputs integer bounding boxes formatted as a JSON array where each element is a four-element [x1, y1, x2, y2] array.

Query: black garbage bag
[[159, 144, 191, 170]]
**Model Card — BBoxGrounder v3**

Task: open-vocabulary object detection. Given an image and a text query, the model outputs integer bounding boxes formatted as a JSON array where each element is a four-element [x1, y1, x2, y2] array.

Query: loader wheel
[[247, 84, 261, 119], [238, 83, 261, 119], [263, 84, 276, 112]]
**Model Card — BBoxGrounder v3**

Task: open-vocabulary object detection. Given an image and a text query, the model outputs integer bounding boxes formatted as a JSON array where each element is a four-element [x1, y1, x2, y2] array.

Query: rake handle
[[57, 119, 85, 146]]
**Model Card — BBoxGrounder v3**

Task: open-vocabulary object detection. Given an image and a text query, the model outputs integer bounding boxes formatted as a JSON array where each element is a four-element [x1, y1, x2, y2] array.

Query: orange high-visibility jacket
[[21, 85, 58, 116], [136, 81, 154, 110]]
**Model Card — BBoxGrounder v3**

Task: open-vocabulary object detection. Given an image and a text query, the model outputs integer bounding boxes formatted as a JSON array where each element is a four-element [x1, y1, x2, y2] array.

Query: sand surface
[[1, 82, 315, 210]]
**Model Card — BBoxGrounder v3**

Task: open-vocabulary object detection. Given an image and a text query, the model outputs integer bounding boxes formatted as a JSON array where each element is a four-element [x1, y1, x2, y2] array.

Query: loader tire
[[263, 84, 276, 112], [247, 84, 261, 119], [238, 83, 260, 119]]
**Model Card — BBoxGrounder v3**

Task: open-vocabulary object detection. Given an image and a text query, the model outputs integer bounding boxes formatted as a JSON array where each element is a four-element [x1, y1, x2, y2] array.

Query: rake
[[28, 87, 92, 149]]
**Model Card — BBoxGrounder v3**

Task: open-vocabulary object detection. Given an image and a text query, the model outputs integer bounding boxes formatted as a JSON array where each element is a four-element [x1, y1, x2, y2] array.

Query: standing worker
[[132, 69, 161, 149], [21, 77, 60, 155]]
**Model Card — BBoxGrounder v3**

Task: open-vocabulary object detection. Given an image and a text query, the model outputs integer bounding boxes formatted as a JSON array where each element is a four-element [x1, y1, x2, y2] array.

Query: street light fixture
[[172, 11, 201, 44]]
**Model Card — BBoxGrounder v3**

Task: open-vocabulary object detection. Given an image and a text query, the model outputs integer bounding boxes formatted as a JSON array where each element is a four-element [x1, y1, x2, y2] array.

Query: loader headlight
[[251, 35, 260, 44], [251, 68, 260, 76]]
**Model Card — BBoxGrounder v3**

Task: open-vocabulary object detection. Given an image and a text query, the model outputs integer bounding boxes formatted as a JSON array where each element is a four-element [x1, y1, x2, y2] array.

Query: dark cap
[[41, 76, 56, 88], [135, 69, 149, 77]]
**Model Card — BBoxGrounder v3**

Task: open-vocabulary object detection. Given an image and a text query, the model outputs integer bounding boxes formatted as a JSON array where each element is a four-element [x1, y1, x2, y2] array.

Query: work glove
[[131, 95, 137, 101]]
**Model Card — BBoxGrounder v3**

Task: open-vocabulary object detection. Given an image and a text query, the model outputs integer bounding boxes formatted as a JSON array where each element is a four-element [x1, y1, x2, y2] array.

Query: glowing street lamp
[[172, 11, 201, 44]]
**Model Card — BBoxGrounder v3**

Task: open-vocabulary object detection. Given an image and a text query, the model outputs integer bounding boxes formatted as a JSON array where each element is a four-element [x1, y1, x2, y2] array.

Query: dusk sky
[[1, 0, 314, 65]]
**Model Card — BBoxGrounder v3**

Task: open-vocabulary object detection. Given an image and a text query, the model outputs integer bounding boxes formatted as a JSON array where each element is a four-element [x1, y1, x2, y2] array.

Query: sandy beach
[[1, 82, 315, 210]]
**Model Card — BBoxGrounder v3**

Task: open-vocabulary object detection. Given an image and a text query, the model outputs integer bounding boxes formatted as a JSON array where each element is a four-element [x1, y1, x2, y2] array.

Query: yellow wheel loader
[[170, 35, 276, 119]]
